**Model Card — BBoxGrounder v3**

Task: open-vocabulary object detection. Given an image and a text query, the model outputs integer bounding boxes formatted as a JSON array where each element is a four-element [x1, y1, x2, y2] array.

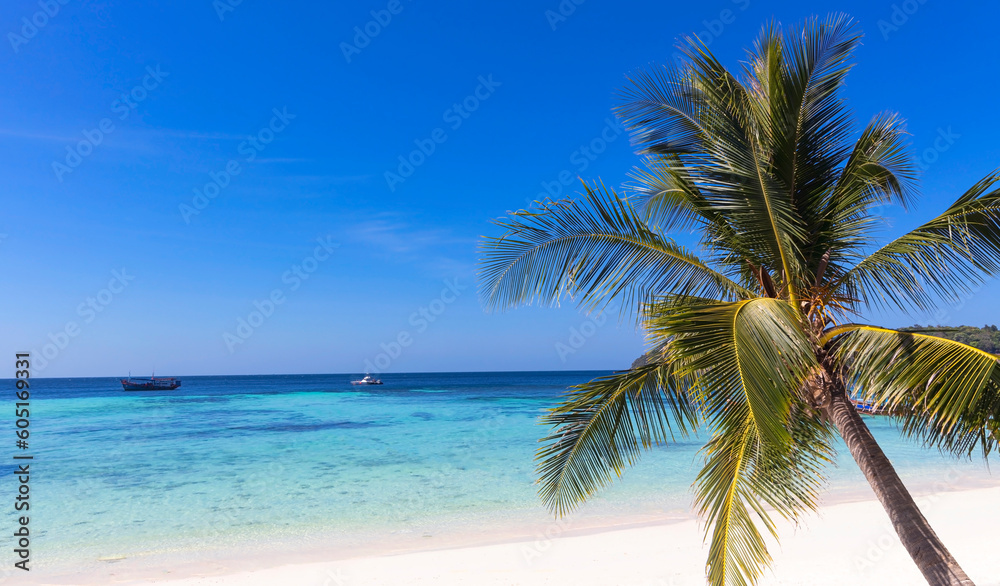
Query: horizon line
[[12, 368, 625, 380]]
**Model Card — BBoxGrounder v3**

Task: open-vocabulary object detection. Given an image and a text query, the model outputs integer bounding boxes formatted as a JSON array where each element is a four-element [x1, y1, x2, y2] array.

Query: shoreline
[[31, 479, 1000, 585], [144, 484, 1000, 586]]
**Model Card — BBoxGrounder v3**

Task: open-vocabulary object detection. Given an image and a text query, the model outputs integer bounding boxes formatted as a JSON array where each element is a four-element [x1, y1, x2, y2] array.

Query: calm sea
[[7, 371, 996, 577]]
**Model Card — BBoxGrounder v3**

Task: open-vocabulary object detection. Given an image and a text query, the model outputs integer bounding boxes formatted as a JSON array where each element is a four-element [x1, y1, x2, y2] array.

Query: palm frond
[[826, 324, 1000, 457], [691, 41, 808, 297], [536, 361, 698, 516], [618, 34, 812, 299], [616, 59, 706, 158], [696, 407, 832, 586], [645, 297, 826, 586], [626, 154, 727, 234], [748, 15, 860, 220], [810, 113, 917, 287], [648, 298, 818, 445], [478, 184, 749, 316], [626, 155, 754, 282], [835, 173, 1000, 311], [827, 112, 917, 219]]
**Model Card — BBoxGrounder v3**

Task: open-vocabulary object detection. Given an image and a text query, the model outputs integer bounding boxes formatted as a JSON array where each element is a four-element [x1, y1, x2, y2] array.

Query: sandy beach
[[118, 485, 1000, 586]]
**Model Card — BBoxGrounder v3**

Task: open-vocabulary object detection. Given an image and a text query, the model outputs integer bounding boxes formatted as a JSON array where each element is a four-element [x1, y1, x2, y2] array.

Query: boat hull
[[121, 379, 181, 391]]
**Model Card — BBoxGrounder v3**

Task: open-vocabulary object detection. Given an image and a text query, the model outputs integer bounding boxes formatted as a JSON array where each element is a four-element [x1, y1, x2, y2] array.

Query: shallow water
[[9, 371, 995, 575]]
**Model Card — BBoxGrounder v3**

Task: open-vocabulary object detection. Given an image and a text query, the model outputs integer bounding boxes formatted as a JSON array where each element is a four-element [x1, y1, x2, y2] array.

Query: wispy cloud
[[253, 157, 312, 164], [329, 174, 372, 184], [347, 218, 454, 254], [0, 128, 77, 142], [148, 129, 254, 141], [0, 126, 274, 144], [344, 216, 476, 277]]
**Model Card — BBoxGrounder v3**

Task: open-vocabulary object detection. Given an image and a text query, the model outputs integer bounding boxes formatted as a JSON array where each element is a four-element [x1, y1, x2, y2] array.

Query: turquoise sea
[[9, 371, 997, 579]]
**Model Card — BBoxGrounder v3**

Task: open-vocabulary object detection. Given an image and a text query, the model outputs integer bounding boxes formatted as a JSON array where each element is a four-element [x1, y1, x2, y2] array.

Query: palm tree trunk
[[822, 381, 975, 586]]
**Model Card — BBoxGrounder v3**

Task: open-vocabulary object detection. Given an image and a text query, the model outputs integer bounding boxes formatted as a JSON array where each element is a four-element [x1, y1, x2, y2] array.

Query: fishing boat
[[350, 373, 383, 385], [121, 373, 181, 391]]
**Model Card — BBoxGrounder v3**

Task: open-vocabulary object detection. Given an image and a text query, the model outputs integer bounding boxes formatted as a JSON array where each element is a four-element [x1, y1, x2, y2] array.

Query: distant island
[[630, 344, 666, 369], [631, 325, 1000, 368], [900, 325, 1000, 353]]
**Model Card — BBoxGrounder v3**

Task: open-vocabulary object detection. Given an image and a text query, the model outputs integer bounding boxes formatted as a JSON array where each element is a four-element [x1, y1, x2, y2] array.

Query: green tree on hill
[[903, 325, 1000, 354]]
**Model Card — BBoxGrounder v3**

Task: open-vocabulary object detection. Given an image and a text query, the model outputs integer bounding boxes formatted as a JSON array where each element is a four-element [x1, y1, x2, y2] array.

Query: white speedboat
[[351, 374, 383, 385]]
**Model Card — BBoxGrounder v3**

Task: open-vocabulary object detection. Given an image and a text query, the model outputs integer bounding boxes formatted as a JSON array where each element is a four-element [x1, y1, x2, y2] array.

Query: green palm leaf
[[826, 324, 1000, 457], [813, 113, 917, 282], [479, 184, 749, 316], [627, 154, 728, 233], [646, 298, 827, 585], [747, 15, 860, 223], [649, 298, 817, 444], [696, 408, 832, 586], [536, 361, 698, 516], [835, 173, 1000, 311], [826, 113, 916, 221], [617, 19, 872, 300]]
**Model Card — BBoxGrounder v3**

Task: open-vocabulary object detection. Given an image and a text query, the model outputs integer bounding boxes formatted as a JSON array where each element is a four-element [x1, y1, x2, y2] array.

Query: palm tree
[[479, 15, 999, 586]]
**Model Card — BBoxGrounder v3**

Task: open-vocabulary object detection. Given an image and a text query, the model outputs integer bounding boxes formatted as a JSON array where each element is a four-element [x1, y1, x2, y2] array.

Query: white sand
[[125, 486, 1000, 586]]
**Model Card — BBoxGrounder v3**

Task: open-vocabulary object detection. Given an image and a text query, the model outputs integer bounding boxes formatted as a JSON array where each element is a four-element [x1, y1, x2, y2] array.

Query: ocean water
[[8, 371, 996, 577]]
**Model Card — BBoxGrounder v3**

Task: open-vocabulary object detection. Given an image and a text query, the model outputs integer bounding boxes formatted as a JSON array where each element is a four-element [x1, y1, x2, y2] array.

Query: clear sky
[[2, 0, 999, 377]]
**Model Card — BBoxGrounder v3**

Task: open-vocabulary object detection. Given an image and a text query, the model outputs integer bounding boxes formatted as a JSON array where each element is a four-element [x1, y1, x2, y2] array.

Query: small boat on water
[[852, 399, 889, 415], [351, 373, 383, 385], [121, 373, 181, 391]]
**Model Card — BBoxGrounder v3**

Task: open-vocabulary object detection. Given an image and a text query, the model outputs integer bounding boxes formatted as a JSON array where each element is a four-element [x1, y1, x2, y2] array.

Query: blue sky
[[2, 0, 999, 377]]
